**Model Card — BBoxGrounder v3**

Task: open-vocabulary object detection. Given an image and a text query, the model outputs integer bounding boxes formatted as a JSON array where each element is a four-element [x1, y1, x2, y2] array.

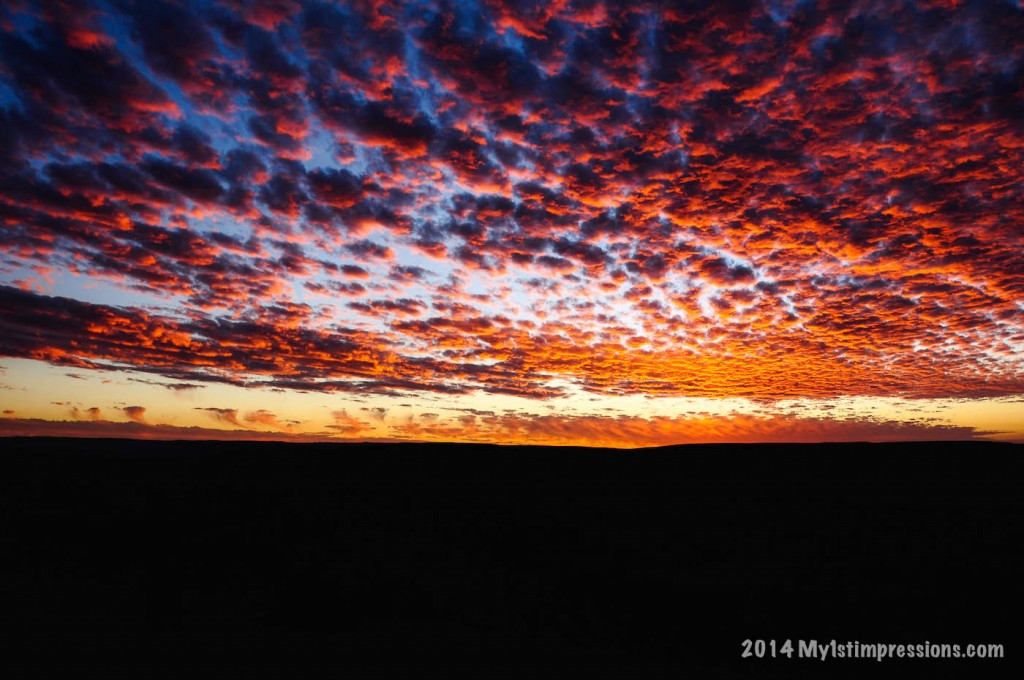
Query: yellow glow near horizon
[[3, 359, 1021, 445]]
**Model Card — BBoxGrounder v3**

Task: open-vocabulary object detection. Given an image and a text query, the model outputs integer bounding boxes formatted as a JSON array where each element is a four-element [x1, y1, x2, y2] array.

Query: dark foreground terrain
[[2, 437, 1021, 675]]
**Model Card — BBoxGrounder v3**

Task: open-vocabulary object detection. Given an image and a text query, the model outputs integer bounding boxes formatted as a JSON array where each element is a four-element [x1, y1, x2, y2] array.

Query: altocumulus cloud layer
[[0, 0, 1022, 443]]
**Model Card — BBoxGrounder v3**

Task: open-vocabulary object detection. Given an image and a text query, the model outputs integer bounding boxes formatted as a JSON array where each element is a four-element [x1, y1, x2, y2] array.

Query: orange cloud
[[328, 409, 372, 435], [388, 410, 988, 448], [244, 409, 287, 429]]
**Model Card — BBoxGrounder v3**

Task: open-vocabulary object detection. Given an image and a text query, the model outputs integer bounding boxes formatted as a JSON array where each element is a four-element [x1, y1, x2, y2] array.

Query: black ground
[[2, 437, 1021, 675]]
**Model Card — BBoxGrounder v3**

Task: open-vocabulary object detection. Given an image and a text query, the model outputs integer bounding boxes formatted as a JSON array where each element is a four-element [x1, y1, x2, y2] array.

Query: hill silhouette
[[2, 437, 1020, 676]]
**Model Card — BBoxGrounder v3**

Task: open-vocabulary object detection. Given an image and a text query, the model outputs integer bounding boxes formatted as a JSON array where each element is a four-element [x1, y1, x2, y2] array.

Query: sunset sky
[[1, 0, 1022, 447]]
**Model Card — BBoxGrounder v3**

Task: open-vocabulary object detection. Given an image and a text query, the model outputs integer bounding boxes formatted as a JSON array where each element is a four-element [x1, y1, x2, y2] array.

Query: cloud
[[0, 417, 328, 442], [363, 407, 387, 422], [122, 405, 147, 424], [197, 407, 244, 428], [167, 383, 204, 392], [244, 409, 287, 429], [328, 409, 372, 435], [0, 0, 1021, 437], [387, 410, 992, 448], [0, 408, 1007, 447], [4, 279, 1023, 401]]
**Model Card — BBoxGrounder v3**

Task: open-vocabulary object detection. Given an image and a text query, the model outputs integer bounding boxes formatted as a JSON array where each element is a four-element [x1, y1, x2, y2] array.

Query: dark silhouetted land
[[2, 437, 1021, 676]]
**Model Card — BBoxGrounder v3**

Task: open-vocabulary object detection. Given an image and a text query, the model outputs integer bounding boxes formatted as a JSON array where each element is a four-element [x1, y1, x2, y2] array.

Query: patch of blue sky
[[304, 126, 352, 172], [92, 4, 193, 114], [696, 288, 719, 320], [0, 76, 20, 109], [3, 7, 44, 47], [192, 209, 254, 241], [49, 266, 179, 311], [390, 243, 449, 277], [764, 0, 815, 27]]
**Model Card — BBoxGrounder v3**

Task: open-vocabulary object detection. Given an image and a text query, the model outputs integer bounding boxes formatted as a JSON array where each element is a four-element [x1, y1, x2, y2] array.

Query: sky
[[1, 0, 1022, 447]]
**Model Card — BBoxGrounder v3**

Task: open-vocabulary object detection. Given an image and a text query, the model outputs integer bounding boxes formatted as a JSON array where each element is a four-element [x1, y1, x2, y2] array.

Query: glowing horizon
[[1, 0, 1023, 447]]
